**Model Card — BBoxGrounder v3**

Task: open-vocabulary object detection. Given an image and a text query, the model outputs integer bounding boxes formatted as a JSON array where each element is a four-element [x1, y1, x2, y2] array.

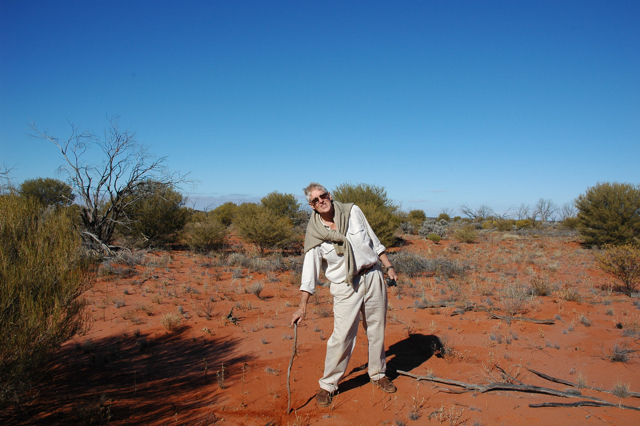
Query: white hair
[[303, 182, 328, 203]]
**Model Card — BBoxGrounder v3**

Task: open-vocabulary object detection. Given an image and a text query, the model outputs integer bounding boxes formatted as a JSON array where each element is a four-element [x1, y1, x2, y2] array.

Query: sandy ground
[[5, 231, 640, 426]]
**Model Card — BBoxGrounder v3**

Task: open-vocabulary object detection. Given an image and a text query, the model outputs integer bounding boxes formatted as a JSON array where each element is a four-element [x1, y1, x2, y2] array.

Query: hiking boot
[[372, 376, 397, 393], [316, 389, 332, 407]]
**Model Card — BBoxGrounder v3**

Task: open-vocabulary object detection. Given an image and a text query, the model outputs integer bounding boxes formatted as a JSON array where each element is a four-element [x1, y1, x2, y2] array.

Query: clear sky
[[1, 0, 638, 216]]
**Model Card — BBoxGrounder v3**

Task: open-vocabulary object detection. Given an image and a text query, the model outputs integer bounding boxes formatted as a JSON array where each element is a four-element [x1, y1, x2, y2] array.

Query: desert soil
[[6, 231, 640, 426]]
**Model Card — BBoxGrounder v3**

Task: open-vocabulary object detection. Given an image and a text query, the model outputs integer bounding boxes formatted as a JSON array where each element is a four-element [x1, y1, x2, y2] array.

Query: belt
[[356, 264, 377, 276]]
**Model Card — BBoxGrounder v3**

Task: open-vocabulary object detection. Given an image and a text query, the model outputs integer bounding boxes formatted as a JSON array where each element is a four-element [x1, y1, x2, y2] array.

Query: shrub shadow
[[3, 328, 253, 425]]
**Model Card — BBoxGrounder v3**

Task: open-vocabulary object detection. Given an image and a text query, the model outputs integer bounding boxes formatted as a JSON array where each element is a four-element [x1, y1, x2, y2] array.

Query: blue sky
[[1, 0, 638, 216]]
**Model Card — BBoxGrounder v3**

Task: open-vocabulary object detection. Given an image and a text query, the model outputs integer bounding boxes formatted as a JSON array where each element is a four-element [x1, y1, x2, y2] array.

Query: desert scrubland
[[5, 228, 640, 426]]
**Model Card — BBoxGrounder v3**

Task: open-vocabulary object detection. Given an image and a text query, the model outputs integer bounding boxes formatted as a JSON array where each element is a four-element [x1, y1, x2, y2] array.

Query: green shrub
[[560, 217, 580, 230], [118, 180, 189, 247], [595, 244, 640, 296], [332, 183, 400, 247], [0, 196, 93, 407], [18, 177, 75, 207], [261, 191, 307, 226], [575, 182, 640, 247], [211, 202, 238, 227], [234, 203, 296, 253], [482, 221, 495, 229], [515, 219, 533, 229], [406, 209, 426, 233], [454, 224, 479, 243], [182, 216, 228, 252], [495, 219, 516, 231], [427, 233, 442, 244], [437, 212, 451, 221]]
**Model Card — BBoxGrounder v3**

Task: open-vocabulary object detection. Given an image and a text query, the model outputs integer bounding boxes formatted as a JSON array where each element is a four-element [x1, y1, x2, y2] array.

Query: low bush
[[595, 244, 640, 296], [560, 217, 580, 230], [482, 221, 495, 230], [18, 177, 75, 207], [234, 203, 298, 253], [118, 180, 189, 247], [0, 196, 93, 407], [388, 252, 468, 278], [427, 233, 442, 244], [161, 313, 183, 331], [182, 216, 228, 252], [211, 202, 237, 226], [515, 219, 533, 229], [332, 183, 400, 247], [575, 182, 640, 247], [453, 224, 479, 243], [419, 219, 450, 239], [500, 281, 530, 315], [495, 219, 516, 231]]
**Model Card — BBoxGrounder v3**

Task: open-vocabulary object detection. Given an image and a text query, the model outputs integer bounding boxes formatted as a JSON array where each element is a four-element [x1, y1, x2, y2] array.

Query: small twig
[[494, 364, 525, 385], [287, 322, 298, 414]]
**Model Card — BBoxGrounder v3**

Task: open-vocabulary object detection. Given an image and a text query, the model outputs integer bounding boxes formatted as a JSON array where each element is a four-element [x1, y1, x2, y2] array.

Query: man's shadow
[[338, 334, 444, 393]]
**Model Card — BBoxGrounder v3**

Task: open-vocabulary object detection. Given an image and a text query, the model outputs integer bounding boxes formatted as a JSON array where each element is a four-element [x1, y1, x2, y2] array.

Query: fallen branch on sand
[[487, 313, 555, 325], [397, 370, 640, 411], [525, 367, 640, 399], [530, 401, 640, 411]]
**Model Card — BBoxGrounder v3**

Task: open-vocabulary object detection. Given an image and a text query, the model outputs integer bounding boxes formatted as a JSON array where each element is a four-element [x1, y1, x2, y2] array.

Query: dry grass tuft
[[160, 313, 183, 331]]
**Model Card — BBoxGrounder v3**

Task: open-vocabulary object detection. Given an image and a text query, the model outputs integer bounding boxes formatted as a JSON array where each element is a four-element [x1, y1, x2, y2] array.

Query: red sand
[[9, 232, 640, 425]]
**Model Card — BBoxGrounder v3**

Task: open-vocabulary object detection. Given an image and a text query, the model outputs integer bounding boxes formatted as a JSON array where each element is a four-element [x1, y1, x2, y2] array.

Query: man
[[291, 182, 399, 407]]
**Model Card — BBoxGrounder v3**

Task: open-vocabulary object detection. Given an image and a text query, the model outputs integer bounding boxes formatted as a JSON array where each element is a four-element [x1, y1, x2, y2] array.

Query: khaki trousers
[[319, 266, 387, 393]]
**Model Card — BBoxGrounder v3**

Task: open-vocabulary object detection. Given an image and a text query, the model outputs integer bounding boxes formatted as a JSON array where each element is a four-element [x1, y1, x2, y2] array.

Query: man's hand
[[291, 291, 311, 326], [387, 267, 398, 281], [291, 306, 306, 326]]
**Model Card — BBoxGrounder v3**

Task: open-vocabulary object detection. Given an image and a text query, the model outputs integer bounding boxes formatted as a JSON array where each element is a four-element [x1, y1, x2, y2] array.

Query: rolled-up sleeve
[[300, 246, 323, 295]]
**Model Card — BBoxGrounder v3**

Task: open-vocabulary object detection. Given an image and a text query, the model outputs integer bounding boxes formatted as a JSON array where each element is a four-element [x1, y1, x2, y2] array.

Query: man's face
[[308, 189, 332, 215]]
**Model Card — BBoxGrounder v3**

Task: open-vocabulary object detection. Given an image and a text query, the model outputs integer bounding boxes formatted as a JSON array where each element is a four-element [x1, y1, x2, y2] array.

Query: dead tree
[[31, 117, 188, 251]]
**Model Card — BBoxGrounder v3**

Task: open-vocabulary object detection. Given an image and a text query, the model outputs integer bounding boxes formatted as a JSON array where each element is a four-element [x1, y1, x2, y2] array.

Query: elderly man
[[291, 182, 399, 407]]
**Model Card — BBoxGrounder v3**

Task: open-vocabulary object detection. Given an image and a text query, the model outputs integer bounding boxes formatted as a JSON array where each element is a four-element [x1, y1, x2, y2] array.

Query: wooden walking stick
[[287, 322, 298, 414]]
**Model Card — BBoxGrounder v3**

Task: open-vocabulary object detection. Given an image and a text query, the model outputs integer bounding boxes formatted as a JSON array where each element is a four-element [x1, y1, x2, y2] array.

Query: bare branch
[[31, 117, 189, 247]]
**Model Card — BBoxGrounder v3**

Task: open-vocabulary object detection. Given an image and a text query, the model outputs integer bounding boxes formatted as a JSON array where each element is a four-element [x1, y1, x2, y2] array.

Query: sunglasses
[[310, 192, 330, 206]]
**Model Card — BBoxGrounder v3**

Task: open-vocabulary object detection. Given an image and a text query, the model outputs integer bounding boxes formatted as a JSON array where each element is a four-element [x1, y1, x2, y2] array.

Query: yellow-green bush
[[482, 221, 495, 230], [211, 202, 238, 226], [0, 196, 93, 407], [332, 183, 400, 247], [118, 181, 189, 247], [454, 224, 479, 243], [575, 182, 640, 247], [427, 233, 442, 244], [595, 244, 640, 296], [495, 219, 516, 231], [182, 216, 228, 252], [234, 203, 297, 253], [515, 219, 533, 229]]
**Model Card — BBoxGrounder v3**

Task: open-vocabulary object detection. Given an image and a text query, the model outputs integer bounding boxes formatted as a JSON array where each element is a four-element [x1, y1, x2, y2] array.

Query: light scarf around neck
[[303, 200, 356, 285]]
